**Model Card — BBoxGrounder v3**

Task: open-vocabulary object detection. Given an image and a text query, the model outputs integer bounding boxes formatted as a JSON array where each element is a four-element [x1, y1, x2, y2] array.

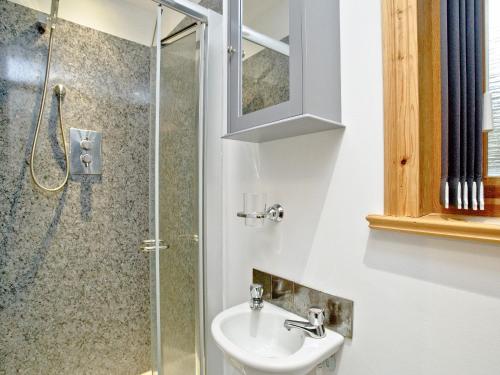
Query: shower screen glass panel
[[150, 7, 204, 375], [241, 0, 290, 115]]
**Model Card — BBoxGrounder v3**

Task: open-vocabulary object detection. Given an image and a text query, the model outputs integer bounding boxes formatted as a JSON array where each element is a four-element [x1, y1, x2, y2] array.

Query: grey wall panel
[[0, 1, 151, 373], [302, 0, 341, 122]]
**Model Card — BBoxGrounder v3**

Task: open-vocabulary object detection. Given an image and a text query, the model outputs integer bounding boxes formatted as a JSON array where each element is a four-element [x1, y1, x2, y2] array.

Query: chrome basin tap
[[284, 308, 326, 339], [249, 283, 264, 310]]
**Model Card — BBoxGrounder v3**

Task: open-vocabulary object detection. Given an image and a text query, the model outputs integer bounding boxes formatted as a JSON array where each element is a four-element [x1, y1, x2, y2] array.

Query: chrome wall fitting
[[265, 204, 284, 222], [237, 203, 284, 222], [69, 128, 103, 175], [54, 84, 66, 99]]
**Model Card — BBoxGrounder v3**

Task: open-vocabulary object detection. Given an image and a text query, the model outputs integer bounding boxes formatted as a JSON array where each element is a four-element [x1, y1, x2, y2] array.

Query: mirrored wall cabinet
[[224, 0, 344, 143]]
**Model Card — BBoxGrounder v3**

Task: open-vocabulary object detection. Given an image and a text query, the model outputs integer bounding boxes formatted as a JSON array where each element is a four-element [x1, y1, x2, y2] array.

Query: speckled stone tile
[[242, 39, 290, 115], [0, 1, 151, 373], [253, 269, 354, 338]]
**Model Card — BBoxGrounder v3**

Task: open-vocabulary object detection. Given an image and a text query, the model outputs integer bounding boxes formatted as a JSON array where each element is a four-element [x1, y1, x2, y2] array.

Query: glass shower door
[[150, 6, 205, 375]]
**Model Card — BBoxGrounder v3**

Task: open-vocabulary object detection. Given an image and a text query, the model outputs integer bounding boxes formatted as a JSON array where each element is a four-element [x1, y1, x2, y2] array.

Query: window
[[367, 0, 500, 245], [487, 0, 500, 176]]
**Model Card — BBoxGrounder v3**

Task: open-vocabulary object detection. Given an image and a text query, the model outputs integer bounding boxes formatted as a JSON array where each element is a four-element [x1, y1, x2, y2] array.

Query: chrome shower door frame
[[154, 0, 208, 23], [195, 21, 208, 375], [152, 2, 209, 375]]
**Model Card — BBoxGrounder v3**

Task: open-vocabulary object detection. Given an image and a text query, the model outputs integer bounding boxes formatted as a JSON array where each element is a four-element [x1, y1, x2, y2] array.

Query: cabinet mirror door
[[229, 0, 302, 133]]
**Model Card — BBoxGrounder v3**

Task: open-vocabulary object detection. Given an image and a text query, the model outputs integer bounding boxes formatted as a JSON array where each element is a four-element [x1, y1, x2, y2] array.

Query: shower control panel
[[69, 128, 102, 175]]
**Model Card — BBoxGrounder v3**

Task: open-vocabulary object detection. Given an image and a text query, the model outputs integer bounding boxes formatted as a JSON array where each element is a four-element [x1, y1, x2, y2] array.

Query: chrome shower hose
[[30, 23, 69, 192]]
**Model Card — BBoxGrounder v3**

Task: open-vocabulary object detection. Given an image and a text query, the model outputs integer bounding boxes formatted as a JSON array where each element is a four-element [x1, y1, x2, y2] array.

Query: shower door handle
[[140, 239, 169, 253]]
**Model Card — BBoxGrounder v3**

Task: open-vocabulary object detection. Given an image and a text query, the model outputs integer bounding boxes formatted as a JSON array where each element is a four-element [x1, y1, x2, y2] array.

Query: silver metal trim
[[237, 203, 285, 222], [236, 212, 266, 219], [140, 246, 169, 252], [196, 22, 208, 375], [152, 0, 208, 24], [149, 3, 209, 373], [48, 0, 60, 29], [229, 0, 303, 133], [241, 25, 289, 56], [141, 239, 168, 252], [140, 235, 196, 253], [162, 23, 198, 45], [153, 5, 163, 375], [143, 239, 165, 244], [140, 240, 169, 252]]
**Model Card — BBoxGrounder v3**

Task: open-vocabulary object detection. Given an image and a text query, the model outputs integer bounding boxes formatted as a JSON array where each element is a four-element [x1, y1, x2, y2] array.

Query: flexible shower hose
[[30, 22, 69, 192]]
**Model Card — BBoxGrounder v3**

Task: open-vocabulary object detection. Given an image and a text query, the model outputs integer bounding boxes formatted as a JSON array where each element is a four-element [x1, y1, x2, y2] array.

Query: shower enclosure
[[0, 0, 219, 374], [149, 3, 208, 375]]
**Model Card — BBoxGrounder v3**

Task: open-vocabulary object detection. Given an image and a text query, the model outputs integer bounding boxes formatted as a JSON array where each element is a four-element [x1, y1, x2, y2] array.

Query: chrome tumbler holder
[[237, 203, 284, 223]]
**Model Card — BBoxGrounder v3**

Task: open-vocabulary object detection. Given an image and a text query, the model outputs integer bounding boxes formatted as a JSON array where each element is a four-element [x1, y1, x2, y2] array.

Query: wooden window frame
[[366, 0, 500, 244]]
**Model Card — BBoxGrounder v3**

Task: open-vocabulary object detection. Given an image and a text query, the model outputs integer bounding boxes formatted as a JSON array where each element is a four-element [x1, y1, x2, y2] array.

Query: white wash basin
[[211, 302, 344, 375]]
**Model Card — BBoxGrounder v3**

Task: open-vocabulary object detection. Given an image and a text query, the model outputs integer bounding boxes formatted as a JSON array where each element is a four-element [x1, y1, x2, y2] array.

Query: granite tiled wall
[[253, 269, 354, 338], [242, 45, 290, 115], [0, 1, 151, 374]]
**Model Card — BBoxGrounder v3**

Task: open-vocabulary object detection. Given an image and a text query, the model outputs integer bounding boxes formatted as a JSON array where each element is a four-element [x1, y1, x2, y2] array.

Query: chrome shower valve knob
[[80, 138, 92, 150], [69, 128, 102, 175], [80, 153, 92, 167]]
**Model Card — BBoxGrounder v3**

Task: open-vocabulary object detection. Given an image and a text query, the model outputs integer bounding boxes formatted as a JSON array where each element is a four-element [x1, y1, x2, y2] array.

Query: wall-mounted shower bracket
[[69, 128, 102, 175]]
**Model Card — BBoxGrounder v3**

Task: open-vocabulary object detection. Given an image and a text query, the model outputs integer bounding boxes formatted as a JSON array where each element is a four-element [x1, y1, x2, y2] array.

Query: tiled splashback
[[253, 269, 354, 338]]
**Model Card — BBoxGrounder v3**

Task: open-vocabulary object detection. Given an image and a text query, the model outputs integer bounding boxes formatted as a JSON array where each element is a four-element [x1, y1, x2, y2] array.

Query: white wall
[[221, 1, 500, 374], [204, 9, 225, 375]]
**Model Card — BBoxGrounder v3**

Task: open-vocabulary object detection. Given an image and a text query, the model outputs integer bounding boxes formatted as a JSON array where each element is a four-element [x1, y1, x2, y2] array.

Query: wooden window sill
[[366, 214, 500, 245]]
